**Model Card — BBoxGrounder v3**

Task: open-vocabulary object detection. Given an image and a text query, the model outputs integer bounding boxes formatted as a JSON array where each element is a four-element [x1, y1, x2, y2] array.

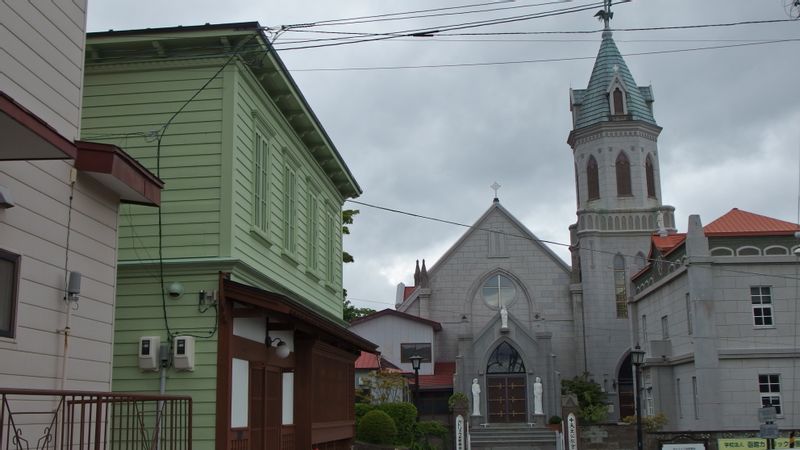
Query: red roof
[[349, 309, 442, 331], [355, 352, 381, 370], [704, 208, 800, 236], [652, 233, 686, 255], [415, 362, 456, 390], [404, 286, 415, 300]]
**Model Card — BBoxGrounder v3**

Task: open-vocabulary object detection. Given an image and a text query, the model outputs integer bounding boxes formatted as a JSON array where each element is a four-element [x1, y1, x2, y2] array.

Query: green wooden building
[[81, 22, 375, 450]]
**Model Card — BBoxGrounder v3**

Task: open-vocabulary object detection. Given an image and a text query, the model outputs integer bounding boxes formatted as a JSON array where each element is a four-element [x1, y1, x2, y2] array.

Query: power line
[[275, 1, 609, 51], [280, 0, 518, 28], [286, 0, 572, 28], [274, 17, 798, 48], [289, 38, 800, 72], [345, 199, 800, 282]]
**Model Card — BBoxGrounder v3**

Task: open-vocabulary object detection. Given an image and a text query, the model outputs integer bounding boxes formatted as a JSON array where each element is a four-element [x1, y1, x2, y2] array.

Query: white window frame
[[751, 286, 774, 328], [759, 374, 782, 416]]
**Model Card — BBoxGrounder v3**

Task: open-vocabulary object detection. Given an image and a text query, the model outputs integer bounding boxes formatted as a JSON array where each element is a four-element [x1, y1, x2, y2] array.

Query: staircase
[[470, 423, 558, 450]]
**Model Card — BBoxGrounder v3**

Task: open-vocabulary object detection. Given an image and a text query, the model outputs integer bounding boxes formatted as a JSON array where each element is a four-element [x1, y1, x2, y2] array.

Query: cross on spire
[[491, 182, 501, 202]]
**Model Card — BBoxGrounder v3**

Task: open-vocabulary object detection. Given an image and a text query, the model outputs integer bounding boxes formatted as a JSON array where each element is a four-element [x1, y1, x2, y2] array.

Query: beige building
[[1, 0, 162, 391]]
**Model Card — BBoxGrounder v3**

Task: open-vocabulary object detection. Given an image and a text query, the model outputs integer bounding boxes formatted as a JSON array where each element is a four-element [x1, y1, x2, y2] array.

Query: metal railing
[[0, 389, 191, 450]]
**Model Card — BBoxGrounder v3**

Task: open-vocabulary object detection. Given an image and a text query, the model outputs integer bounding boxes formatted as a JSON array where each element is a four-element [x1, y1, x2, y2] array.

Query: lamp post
[[409, 355, 423, 420], [631, 345, 646, 450]]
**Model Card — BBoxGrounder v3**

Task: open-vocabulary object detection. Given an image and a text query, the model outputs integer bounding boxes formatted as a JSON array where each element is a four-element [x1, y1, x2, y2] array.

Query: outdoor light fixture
[[269, 337, 291, 359], [631, 344, 646, 450], [409, 354, 423, 420]]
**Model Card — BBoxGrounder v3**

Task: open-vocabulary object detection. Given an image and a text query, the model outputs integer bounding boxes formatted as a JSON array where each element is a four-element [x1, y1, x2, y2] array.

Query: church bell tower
[[567, 1, 675, 420]]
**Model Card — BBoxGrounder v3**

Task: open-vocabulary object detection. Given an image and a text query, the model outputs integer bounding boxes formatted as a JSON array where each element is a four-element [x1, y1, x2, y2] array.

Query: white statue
[[471, 378, 481, 416], [533, 376, 544, 415], [500, 305, 509, 329]]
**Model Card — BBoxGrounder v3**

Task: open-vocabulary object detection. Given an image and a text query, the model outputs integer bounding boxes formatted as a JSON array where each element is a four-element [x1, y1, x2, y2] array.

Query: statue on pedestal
[[533, 376, 544, 415], [471, 378, 481, 416], [500, 305, 509, 329]]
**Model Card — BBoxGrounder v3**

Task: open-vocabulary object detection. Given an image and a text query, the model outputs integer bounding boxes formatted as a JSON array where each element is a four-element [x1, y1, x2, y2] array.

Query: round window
[[482, 274, 516, 309]]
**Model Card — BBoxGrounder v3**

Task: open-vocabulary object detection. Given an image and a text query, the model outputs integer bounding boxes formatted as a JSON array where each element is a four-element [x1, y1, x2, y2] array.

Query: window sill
[[754, 325, 776, 330], [281, 250, 301, 267], [250, 226, 273, 247]]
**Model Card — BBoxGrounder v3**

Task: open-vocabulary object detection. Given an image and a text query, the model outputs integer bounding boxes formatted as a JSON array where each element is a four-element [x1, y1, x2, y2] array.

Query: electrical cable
[[290, 38, 800, 72], [345, 199, 800, 282], [153, 31, 263, 340], [274, 1, 610, 51]]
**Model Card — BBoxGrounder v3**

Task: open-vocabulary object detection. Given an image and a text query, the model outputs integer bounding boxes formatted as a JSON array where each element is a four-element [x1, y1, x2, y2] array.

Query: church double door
[[487, 375, 527, 423]]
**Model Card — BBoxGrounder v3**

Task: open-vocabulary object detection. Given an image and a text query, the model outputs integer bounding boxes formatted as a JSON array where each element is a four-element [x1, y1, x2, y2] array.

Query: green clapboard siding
[[82, 39, 353, 450]]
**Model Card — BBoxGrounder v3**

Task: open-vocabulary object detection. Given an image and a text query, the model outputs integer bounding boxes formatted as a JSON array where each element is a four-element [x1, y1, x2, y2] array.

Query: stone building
[[630, 209, 800, 431]]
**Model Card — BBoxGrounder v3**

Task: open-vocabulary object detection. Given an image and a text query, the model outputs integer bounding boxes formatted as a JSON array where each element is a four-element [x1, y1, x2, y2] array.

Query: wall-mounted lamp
[[166, 282, 184, 299], [66, 271, 81, 302], [268, 337, 291, 359]]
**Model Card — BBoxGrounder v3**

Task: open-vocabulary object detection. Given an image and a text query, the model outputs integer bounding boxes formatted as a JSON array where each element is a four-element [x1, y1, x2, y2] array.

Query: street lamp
[[631, 344, 646, 450], [409, 355, 423, 419]]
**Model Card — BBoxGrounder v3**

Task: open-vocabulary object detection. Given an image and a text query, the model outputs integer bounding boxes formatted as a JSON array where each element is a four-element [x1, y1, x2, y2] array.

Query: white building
[[0, 0, 162, 391], [630, 209, 800, 431]]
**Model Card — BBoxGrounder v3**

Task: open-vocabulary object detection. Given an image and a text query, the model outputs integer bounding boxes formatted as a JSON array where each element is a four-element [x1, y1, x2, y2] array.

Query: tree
[[340, 209, 376, 321]]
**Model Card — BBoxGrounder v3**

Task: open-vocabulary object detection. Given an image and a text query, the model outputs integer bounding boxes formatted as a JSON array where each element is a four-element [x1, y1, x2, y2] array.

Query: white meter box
[[173, 336, 195, 371], [138, 336, 161, 371]]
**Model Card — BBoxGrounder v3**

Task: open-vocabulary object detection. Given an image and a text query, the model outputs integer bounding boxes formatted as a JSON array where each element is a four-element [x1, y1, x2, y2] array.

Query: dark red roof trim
[[0, 91, 77, 160], [75, 140, 163, 206], [349, 308, 443, 331]]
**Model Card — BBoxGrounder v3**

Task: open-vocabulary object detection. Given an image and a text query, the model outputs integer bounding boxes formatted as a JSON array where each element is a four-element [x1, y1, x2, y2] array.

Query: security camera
[[166, 282, 184, 299]]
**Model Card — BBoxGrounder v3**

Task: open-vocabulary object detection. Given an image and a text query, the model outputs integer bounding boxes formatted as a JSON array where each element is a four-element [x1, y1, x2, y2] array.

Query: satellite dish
[[786, 0, 800, 19]]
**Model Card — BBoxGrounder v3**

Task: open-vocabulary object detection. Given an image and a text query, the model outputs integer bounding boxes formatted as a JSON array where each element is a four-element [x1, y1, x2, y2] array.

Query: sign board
[[455, 415, 465, 450], [759, 423, 779, 439], [662, 444, 705, 450], [758, 407, 777, 423], [567, 413, 578, 450], [718, 438, 791, 449]]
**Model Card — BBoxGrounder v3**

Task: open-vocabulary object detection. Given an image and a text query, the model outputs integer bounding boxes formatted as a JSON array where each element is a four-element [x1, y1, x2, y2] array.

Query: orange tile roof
[[404, 286, 415, 300], [414, 362, 456, 390], [355, 351, 381, 370], [704, 208, 800, 236], [652, 233, 686, 255]]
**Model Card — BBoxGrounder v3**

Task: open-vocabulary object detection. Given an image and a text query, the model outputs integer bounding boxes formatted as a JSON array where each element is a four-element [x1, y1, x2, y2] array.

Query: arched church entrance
[[617, 353, 635, 418], [486, 342, 527, 423]]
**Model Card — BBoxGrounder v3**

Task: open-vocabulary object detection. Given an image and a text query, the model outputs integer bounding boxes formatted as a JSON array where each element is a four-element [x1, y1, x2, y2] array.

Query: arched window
[[616, 152, 632, 197], [614, 254, 628, 318], [645, 154, 656, 198], [486, 342, 526, 373], [482, 274, 516, 309], [613, 88, 625, 115], [587, 156, 600, 201]]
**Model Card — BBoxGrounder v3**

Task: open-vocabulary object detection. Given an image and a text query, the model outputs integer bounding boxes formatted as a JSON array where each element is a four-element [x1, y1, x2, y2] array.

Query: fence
[[0, 388, 191, 450]]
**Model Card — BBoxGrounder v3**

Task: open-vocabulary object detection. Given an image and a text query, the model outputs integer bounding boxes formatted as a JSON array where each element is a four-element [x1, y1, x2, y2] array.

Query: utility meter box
[[138, 336, 161, 371], [173, 335, 195, 371]]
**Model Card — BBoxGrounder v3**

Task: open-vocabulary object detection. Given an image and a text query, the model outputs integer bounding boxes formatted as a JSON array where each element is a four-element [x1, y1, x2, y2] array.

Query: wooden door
[[249, 364, 283, 450], [487, 375, 527, 423]]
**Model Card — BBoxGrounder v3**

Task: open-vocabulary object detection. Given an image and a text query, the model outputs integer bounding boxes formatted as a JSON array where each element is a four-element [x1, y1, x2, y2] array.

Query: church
[[350, 5, 800, 437], [352, 10, 675, 424]]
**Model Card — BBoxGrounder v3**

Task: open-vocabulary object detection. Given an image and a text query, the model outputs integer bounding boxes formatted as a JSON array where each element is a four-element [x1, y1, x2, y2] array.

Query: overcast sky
[[88, 1, 800, 311]]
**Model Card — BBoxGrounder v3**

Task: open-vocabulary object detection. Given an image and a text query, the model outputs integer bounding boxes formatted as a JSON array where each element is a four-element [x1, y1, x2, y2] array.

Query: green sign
[[718, 438, 790, 449]]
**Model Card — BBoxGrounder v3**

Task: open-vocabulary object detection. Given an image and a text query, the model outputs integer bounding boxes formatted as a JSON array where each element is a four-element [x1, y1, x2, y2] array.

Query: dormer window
[[613, 88, 624, 115], [607, 72, 628, 117]]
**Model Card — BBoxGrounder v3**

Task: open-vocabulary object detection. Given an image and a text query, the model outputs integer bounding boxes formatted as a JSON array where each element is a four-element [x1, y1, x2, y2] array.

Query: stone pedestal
[[532, 413, 546, 428]]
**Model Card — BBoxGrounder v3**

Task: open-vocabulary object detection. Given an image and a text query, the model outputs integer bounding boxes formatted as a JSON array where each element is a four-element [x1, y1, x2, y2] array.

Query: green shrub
[[561, 375, 607, 424], [377, 402, 417, 445], [355, 403, 375, 430], [414, 420, 448, 449], [448, 392, 469, 411], [357, 410, 397, 445], [622, 412, 668, 431]]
